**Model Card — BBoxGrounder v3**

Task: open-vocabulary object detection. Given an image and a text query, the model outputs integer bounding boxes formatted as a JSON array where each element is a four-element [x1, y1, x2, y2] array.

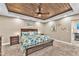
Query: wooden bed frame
[[21, 28, 38, 32], [21, 28, 54, 56], [25, 40, 53, 56]]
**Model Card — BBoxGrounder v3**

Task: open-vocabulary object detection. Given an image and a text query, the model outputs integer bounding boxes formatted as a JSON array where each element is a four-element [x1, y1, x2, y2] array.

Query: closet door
[[0, 37, 1, 56]]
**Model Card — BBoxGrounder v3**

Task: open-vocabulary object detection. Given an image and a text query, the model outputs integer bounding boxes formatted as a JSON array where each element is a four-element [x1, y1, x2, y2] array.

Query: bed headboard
[[21, 28, 38, 36], [21, 28, 38, 32]]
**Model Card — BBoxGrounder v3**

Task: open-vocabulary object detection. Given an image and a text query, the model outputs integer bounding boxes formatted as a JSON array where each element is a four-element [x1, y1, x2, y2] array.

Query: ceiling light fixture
[[35, 3, 49, 17]]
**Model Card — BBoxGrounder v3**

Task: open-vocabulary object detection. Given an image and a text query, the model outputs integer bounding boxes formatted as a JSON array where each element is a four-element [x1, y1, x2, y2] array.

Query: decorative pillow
[[29, 31, 38, 36], [34, 32, 38, 35], [22, 32, 30, 36]]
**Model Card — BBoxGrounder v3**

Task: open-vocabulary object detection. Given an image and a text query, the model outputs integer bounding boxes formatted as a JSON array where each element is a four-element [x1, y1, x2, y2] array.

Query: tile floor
[[2, 40, 79, 56]]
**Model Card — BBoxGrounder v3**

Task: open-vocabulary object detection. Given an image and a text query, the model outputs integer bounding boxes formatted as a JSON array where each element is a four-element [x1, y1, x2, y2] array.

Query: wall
[[0, 16, 45, 45], [1, 14, 79, 45], [44, 17, 72, 43], [44, 15, 79, 43]]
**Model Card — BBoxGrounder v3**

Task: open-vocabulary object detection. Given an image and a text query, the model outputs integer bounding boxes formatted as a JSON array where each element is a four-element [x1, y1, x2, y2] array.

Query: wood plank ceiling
[[6, 3, 72, 20]]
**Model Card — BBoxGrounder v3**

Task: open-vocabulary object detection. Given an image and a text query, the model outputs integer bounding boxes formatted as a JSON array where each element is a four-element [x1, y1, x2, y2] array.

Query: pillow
[[29, 31, 38, 35], [22, 32, 30, 36], [34, 32, 38, 35]]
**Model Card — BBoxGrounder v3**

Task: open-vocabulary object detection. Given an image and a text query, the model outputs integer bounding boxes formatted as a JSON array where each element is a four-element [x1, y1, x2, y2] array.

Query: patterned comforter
[[21, 32, 49, 50]]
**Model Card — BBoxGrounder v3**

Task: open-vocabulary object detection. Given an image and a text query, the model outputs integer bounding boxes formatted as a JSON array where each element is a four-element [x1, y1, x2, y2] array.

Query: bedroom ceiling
[[6, 3, 72, 20]]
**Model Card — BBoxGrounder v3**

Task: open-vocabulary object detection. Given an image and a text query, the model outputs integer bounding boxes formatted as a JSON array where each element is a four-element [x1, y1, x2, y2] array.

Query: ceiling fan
[[35, 3, 49, 17]]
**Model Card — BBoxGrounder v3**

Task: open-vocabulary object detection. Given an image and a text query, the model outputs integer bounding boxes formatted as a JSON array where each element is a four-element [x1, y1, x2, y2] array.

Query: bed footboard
[[25, 40, 54, 56]]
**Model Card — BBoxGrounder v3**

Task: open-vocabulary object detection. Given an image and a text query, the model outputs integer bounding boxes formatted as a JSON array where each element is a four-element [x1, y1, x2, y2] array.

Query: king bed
[[20, 29, 54, 56]]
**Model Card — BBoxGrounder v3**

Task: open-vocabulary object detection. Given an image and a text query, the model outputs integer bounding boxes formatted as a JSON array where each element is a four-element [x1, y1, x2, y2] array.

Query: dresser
[[0, 37, 1, 56], [10, 36, 19, 45]]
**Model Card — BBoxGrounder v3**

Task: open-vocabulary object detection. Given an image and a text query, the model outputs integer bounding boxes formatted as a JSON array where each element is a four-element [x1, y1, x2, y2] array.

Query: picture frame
[[50, 24, 56, 32]]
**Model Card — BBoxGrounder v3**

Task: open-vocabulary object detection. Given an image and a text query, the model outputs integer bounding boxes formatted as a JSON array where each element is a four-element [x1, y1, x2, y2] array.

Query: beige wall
[[44, 17, 72, 43], [1, 15, 79, 45], [0, 16, 45, 45], [44, 15, 79, 43]]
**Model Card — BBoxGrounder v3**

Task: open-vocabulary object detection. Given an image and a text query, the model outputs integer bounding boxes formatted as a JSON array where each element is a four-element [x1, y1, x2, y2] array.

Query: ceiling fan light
[[38, 14, 41, 17]]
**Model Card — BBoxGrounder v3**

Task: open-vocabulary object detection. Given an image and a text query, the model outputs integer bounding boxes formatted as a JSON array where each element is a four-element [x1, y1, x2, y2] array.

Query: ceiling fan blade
[[40, 12, 49, 14], [35, 3, 49, 15]]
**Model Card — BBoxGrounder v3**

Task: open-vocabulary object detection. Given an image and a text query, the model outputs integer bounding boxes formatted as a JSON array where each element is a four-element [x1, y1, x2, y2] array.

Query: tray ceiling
[[6, 3, 72, 20]]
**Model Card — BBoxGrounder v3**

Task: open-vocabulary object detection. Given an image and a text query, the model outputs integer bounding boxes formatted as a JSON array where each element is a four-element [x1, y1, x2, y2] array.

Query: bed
[[20, 29, 54, 56]]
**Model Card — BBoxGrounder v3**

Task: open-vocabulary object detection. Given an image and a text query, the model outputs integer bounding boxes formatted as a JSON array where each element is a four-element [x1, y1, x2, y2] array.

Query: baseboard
[[50, 38, 79, 47], [2, 43, 10, 46]]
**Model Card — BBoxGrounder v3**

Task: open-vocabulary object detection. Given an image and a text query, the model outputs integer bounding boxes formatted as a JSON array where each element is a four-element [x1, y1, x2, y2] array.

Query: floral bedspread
[[20, 32, 49, 50]]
